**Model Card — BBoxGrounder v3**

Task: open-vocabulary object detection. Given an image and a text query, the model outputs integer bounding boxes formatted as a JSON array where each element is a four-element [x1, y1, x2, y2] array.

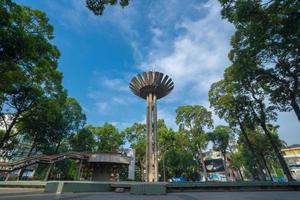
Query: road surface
[[0, 188, 299, 200]]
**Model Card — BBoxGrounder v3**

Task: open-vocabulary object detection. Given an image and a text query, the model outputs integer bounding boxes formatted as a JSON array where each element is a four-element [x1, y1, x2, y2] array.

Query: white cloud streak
[[142, 0, 234, 100]]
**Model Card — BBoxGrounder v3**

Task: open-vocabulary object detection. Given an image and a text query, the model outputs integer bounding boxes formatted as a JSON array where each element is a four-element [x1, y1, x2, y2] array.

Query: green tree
[[69, 127, 95, 152], [18, 96, 86, 155], [209, 61, 294, 181], [161, 129, 199, 181], [225, 63, 293, 181], [124, 123, 146, 181], [217, 0, 299, 180], [209, 125, 234, 181], [209, 79, 269, 181], [44, 97, 86, 154], [0, 0, 62, 149], [86, 0, 130, 15], [90, 123, 125, 152], [219, 0, 300, 122], [246, 125, 285, 180], [125, 120, 199, 181], [17, 97, 63, 156], [176, 105, 213, 181], [229, 148, 244, 181], [232, 125, 286, 182], [157, 120, 176, 182]]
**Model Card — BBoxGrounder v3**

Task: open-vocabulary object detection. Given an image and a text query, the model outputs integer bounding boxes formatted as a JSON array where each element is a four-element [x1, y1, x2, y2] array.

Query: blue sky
[[15, 0, 299, 145]]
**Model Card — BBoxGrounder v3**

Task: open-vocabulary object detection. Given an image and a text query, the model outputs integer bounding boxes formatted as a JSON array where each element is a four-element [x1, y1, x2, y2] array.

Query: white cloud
[[142, 0, 234, 104], [95, 102, 108, 112], [112, 97, 127, 105], [42, 0, 299, 145], [46, 0, 138, 35], [102, 78, 129, 92]]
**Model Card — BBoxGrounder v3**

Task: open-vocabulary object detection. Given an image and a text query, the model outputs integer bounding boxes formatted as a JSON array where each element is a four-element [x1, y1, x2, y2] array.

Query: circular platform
[[129, 71, 174, 99]]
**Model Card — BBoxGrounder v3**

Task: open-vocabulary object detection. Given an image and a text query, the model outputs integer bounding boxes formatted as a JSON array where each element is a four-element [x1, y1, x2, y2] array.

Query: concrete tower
[[129, 71, 174, 182]]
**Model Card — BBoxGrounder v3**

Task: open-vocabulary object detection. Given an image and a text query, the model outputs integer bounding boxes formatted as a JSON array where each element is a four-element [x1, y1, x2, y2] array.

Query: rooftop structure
[[0, 151, 133, 181], [282, 144, 300, 180]]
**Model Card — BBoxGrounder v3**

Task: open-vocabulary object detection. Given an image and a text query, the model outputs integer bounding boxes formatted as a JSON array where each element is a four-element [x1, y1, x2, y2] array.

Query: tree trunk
[[27, 135, 37, 157], [55, 141, 61, 154], [260, 123, 294, 181], [198, 149, 207, 181], [140, 161, 145, 181], [0, 134, 10, 149], [238, 121, 266, 181], [259, 151, 273, 181], [163, 153, 166, 182], [249, 92, 295, 182], [0, 113, 20, 149], [290, 73, 300, 122], [291, 98, 300, 122], [237, 167, 244, 181], [223, 153, 229, 181]]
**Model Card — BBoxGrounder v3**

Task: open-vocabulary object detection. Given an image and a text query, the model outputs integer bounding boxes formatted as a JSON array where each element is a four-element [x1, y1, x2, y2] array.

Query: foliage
[[160, 130, 199, 181], [124, 122, 146, 181], [124, 119, 200, 181], [228, 63, 293, 181], [209, 61, 293, 181], [86, 0, 130, 15], [219, 0, 300, 122], [216, 0, 299, 181], [17, 97, 86, 155], [210, 125, 233, 155], [232, 125, 285, 180], [69, 127, 95, 152], [0, 0, 63, 150], [50, 159, 78, 180], [176, 105, 213, 181], [210, 125, 234, 180], [89, 123, 125, 152]]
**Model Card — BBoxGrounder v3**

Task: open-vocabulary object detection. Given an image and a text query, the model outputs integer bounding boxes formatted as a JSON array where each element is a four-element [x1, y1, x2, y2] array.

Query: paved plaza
[[0, 189, 299, 200]]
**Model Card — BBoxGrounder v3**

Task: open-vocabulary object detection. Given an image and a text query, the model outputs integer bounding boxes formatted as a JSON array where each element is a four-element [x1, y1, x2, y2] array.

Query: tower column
[[146, 93, 158, 182], [153, 94, 158, 182], [146, 94, 150, 182], [129, 71, 174, 182]]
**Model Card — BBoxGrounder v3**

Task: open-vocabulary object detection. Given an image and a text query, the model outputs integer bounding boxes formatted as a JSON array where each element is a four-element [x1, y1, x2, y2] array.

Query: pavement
[[0, 189, 299, 200]]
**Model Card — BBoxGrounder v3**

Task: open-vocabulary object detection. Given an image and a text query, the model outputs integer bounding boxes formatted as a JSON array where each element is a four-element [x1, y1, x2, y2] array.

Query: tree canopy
[[0, 0, 86, 157], [86, 0, 130, 15], [89, 123, 125, 152], [219, 0, 300, 122], [69, 127, 95, 152], [176, 105, 213, 181]]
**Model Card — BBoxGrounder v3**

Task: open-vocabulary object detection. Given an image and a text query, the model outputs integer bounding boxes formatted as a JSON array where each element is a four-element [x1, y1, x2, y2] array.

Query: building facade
[[282, 144, 300, 181], [204, 150, 238, 182]]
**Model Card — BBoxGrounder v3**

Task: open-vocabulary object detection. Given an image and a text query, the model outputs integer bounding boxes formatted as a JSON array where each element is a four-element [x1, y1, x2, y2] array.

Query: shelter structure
[[129, 71, 174, 182], [0, 151, 132, 181]]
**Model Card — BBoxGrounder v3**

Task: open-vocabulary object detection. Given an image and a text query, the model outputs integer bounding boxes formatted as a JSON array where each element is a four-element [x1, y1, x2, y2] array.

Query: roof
[[0, 151, 131, 171], [288, 144, 300, 149]]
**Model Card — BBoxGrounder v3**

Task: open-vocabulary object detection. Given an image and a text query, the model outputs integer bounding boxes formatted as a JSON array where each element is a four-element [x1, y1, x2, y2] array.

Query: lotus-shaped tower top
[[129, 71, 174, 100]]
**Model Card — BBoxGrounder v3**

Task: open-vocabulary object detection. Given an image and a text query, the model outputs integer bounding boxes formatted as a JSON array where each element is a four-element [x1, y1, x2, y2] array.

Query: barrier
[[0, 181, 46, 188], [2, 181, 300, 194]]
